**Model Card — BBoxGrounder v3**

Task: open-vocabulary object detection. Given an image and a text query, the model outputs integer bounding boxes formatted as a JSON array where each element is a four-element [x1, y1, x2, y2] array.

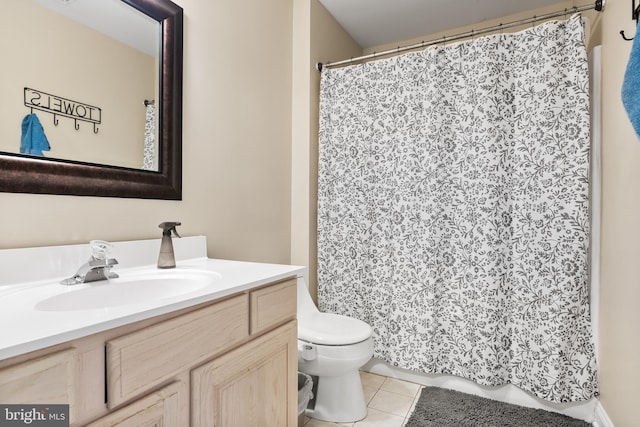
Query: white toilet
[[296, 276, 374, 423]]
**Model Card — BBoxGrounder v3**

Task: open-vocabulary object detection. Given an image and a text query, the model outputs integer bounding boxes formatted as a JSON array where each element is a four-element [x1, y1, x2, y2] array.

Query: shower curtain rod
[[317, 0, 604, 71]]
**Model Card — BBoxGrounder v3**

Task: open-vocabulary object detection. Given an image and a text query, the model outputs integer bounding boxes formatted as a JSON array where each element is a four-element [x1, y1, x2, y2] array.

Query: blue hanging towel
[[20, 113, 50, 156], [622, 32, 640, 138]]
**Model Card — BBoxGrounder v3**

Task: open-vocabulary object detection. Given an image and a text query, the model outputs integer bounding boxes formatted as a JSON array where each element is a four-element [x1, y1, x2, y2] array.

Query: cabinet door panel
[[87, 381, 187, 427], [0, 348, 76, 423], [191, 321, 297, 427]]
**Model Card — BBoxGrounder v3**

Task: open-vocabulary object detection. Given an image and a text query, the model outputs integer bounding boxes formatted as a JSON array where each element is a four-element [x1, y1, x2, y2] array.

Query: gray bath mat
[[405, 387, 591, 427]]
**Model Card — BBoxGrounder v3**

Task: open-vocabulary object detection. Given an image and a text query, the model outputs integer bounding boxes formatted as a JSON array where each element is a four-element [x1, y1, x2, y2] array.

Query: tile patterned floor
[[302, 372, 422, 427]]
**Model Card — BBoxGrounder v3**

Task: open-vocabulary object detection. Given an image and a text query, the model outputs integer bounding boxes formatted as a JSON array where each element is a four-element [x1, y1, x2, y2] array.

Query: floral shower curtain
[[142, 102, 157, 171], [317, 15, 597, 402]]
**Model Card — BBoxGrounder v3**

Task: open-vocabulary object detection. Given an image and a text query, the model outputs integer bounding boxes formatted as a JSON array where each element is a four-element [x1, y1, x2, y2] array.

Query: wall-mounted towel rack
[[24, 87, 102, 134], [620, 0, 640, 40]]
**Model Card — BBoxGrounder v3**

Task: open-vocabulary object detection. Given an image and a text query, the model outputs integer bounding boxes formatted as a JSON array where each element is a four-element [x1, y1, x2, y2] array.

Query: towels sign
[[24, 87, 101, 129]]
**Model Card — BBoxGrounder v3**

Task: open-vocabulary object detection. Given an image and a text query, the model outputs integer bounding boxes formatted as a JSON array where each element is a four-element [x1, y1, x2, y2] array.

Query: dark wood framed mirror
[[0, 0, 183, 200]]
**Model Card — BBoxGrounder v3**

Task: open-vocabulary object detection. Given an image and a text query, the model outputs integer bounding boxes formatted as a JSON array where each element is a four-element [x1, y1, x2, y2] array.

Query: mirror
[[0, 0, 183, 199]]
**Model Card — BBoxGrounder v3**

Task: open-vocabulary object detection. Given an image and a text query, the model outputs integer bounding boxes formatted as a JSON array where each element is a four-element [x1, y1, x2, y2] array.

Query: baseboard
[[593, 401, 614, 427]]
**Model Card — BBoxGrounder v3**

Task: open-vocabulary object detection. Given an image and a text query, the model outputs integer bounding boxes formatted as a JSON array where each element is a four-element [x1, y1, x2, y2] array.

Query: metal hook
[[53, 114, 59, 126], [74, 119, 80, 131], [621, 30, 635, 40], [621, 0, 639, 40], [93, 123, 99, 134]]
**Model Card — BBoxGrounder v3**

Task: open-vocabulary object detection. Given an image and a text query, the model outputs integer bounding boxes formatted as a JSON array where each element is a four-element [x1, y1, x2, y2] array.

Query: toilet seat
[[298, 312, 372, 345]]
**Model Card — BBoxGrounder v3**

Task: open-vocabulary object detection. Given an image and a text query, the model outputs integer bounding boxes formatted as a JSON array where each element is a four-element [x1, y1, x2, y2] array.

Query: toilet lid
[[298, 312, 372, 345]]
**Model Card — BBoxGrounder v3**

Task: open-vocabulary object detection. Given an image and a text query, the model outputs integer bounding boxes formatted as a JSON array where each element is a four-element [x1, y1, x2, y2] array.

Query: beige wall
[[1, 0, 155, 169], [599, 1, 640, 426], [291, 0, 361, 299], [0, 0, 294, 265]]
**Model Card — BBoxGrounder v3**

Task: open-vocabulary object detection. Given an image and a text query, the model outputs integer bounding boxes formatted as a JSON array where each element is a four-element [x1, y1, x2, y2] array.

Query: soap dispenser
[[158, 221, 181, 268]]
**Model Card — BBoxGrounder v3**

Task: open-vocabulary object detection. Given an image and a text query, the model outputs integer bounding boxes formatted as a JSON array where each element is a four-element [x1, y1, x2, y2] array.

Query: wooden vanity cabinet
[[0, 277, 298, 427]]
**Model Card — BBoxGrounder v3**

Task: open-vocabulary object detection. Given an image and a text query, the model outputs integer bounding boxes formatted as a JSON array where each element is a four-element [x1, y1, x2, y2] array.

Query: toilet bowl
[[296, 276, 374, 423]]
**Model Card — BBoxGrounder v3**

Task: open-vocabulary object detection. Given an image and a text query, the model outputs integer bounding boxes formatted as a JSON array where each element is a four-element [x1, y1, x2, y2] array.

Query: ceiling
[[32, 0, 158, 56], [318, 0, 569, 48]]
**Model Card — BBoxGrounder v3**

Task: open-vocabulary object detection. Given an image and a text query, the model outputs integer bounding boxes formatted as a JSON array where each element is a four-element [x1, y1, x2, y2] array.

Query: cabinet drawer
[[106, 294, 248, 408], [250, 278, 296, 335], [0, 348, 76, 423]]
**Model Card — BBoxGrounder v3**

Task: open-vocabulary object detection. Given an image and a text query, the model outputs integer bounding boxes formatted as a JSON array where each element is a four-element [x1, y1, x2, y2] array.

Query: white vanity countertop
[[0, 236, 305, 360]]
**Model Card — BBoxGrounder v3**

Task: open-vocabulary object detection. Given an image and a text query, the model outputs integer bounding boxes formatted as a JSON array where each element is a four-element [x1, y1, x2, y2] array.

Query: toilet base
[[305, 370, 367, 423]]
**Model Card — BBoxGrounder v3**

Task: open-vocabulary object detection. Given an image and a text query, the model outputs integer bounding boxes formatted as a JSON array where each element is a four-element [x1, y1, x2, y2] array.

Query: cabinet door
[[86, 381, 187, 427], [0, 348, 76, 423], [191, 321, 297, 427]]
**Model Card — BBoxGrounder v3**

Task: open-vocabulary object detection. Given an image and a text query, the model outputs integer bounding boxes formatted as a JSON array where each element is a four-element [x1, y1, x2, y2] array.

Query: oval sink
[[35, 269, 221, 311]]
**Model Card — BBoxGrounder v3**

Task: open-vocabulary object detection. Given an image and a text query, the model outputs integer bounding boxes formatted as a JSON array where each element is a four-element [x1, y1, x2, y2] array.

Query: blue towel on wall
[[622, 32, 640, 139], [20, 113, 50, 156]]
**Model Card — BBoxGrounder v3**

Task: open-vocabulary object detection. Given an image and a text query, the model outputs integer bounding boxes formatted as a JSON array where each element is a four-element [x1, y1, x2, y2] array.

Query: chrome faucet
[[61, 240, 119, 285]]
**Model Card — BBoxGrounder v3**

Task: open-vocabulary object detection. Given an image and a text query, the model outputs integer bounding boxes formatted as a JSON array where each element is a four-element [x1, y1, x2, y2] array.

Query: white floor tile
[[367, 389, 415, 417], [304, 418, 344, 427], [359, 371, 386, 389], [363, 385, 379, 404], [379, 377, 421, 398], [352, 407, 405, 427]]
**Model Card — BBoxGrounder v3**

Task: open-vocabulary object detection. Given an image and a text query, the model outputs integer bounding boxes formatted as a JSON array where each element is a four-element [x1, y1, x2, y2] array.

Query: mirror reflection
[[1, 0, 160, 171]]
